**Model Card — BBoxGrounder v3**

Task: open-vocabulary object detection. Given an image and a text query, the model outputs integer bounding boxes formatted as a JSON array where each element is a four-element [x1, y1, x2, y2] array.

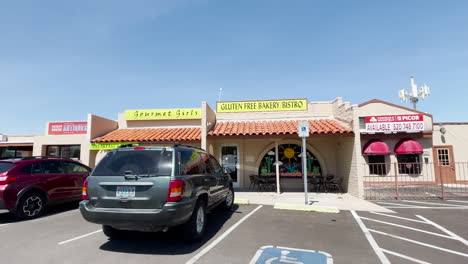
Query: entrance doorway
[[433, 146, 456, 184], [220, 145, 240, 188]]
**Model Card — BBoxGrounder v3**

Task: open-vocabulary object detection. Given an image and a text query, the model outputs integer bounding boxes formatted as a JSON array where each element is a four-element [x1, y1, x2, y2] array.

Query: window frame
[[367, 155, 388, 175]]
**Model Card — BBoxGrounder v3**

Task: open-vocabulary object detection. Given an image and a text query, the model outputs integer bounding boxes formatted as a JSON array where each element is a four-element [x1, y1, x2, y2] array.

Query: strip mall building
[[2, 98, 467, 199]]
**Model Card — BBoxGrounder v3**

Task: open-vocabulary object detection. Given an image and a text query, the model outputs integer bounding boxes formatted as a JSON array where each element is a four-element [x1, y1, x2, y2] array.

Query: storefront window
[[367, 155, 387, 175], [0, 146, 32, 159], [258, 144, 321, 177], [46, 145, 81, 160], [397, 154, 421, 175]]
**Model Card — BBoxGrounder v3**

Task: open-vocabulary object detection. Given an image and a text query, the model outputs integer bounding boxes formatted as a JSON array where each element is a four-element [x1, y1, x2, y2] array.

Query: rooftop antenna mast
[[399, 76, 430, 110], [218, 87, 223, 101]]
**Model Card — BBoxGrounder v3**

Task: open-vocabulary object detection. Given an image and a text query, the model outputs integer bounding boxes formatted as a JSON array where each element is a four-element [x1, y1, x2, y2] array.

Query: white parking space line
[[58, 229, 102, 245], [447, 200, 468, 204], [351, 210, 391, 264], [360, 217, 455, 240], [402, 201, 465, 207], [381, 249, 432, 264], [185, 205, 263, 264], [384, 206, 468, 209], [369, 212, 429, 224], [368, 229, 468, 258], [417, 215, 468, 246], [377, 202, 429, 208]]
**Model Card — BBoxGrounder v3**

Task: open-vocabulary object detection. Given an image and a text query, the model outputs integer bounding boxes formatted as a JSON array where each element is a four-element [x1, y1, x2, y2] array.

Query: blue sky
[[1, 0, 467, 134]]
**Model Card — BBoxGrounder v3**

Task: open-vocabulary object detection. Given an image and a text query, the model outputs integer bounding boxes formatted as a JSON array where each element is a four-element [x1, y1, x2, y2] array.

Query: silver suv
[[79, 143, 234, 241]]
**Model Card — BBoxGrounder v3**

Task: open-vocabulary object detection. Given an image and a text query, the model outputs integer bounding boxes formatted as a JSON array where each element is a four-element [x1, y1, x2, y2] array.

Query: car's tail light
[[133, 146, 146, 150], [0, 175, 17, 185], [167, 180, 184, 202], [82, 180, 89, 200]]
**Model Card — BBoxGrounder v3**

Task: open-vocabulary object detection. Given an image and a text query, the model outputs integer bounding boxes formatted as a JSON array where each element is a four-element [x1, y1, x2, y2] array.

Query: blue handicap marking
[[250, 246, 333, 264], [301, 127, 306, 131]]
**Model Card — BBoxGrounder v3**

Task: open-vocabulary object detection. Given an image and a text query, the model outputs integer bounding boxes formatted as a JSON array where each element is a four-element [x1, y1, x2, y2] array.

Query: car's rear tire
[[182, 199, 207, 242], [15, 192, 47, 220], [102, 225, 124, 239], [219, 186, 234, 211]]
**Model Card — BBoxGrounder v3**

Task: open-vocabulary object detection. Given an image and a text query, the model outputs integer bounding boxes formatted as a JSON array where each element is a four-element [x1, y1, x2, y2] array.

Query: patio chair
[[323, 174, 335, 192], [309, 177, 322, 192], [261, 176, 277, 191], [249, 175, 261, 191], [328, 177, 344, 193]]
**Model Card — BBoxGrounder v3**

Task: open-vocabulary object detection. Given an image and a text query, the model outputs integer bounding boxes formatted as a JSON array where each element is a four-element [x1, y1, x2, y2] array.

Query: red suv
[[0, 157, 91, 219]]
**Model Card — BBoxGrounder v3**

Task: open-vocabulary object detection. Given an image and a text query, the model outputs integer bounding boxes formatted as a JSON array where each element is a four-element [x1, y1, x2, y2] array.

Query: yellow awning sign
[[217, 99, 308, 113], [90, 142, 139, 150], [125, 108, 202, 120]]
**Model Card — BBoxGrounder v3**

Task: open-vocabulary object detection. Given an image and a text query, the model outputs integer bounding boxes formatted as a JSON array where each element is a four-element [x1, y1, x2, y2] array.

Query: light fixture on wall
[[440, 127, 447, 134]]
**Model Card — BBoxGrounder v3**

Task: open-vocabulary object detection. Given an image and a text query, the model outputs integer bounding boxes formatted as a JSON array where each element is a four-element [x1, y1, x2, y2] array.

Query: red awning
[[394, 139, 423, 155], [362, 140, 390, 155]]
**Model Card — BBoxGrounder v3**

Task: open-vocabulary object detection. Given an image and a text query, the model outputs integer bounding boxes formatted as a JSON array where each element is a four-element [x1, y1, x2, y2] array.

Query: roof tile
[[92, 127, 201, 142], [208, 120, 352, 136]]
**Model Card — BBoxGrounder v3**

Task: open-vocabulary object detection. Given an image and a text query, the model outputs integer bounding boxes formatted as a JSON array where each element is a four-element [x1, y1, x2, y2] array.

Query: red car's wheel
[[15, 192, 46, 219]]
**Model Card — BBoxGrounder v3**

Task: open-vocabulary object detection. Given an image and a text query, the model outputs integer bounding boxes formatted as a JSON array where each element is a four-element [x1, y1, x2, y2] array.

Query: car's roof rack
[[20, 156, 75, 161], [172, 142, 205, 151], [20, 156, 51, 160]]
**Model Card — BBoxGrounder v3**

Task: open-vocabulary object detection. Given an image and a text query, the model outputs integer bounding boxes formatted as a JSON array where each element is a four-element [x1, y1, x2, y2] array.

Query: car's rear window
[[0, 162, 16, 173], [92, 150, 173, 176]]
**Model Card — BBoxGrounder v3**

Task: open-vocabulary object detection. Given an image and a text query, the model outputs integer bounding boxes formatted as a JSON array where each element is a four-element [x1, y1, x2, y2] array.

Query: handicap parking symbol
[[249, 246, 333, 264]]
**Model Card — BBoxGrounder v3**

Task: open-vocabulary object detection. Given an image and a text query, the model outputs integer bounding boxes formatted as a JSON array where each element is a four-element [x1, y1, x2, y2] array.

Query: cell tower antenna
[[218, 87, 223, 102], [398, 76, 430, 110]]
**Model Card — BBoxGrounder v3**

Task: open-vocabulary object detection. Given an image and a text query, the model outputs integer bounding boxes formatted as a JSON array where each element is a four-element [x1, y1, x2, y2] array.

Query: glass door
[[220, 145, 240, 188]]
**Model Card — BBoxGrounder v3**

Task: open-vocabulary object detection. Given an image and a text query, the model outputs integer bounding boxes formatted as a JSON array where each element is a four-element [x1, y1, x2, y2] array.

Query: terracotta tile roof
[[92, 128, 201, 142], [208, 119, 352, 136]]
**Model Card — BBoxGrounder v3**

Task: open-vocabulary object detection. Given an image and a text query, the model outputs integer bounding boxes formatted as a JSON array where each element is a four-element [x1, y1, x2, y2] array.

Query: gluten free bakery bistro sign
[[217, 99, 308, 113]]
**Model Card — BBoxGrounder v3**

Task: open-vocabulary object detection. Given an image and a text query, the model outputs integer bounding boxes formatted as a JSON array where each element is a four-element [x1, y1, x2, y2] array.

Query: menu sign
[[48, 122, 88, 135], [365, 114, 424, 133]]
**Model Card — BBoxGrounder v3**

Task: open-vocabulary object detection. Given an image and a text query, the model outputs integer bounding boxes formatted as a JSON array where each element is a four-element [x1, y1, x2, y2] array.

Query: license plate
[[116, 186, 135, 198]]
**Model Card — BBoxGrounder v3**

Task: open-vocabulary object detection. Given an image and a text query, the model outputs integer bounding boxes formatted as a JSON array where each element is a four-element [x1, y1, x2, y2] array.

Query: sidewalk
[[234, 191, 393, 213]]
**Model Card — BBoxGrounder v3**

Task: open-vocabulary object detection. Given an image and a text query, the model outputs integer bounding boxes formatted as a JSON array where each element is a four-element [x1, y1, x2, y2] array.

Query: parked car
[[80, 143, 234, 241], [0, 156, 91, 219]]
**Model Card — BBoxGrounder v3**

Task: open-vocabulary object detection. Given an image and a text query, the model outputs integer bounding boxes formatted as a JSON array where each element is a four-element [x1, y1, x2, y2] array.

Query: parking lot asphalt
[[0, 200, 467, 264], [358, 200, 468, 264]]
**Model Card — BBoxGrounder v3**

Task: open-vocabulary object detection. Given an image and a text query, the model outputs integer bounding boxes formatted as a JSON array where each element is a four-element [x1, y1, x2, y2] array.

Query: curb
[[273, 203, 340, 213], [234, 199, 250, 205]]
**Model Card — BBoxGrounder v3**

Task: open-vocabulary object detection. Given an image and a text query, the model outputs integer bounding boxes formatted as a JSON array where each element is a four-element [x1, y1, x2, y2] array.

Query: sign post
[[298, 122, 310, 205]]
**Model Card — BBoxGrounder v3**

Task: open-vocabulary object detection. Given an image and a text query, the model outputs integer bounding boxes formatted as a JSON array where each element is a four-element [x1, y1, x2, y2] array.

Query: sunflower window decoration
[[259, 144, 321, 177]]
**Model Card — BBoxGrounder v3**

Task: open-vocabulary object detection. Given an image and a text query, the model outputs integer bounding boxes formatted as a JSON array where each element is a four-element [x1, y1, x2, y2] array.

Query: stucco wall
[[33, 134, 89, 163], [88, 114, 118, 139], [433, 124, 468, 162], [201, 102, 216, 150], [207, 136, 343, 190], [1, 135, 37, 143]]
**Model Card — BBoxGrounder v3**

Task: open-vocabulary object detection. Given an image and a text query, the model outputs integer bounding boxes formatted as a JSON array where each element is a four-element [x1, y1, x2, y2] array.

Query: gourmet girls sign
[[48, 122, 88, 135], [365, 114, 424, 133]]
